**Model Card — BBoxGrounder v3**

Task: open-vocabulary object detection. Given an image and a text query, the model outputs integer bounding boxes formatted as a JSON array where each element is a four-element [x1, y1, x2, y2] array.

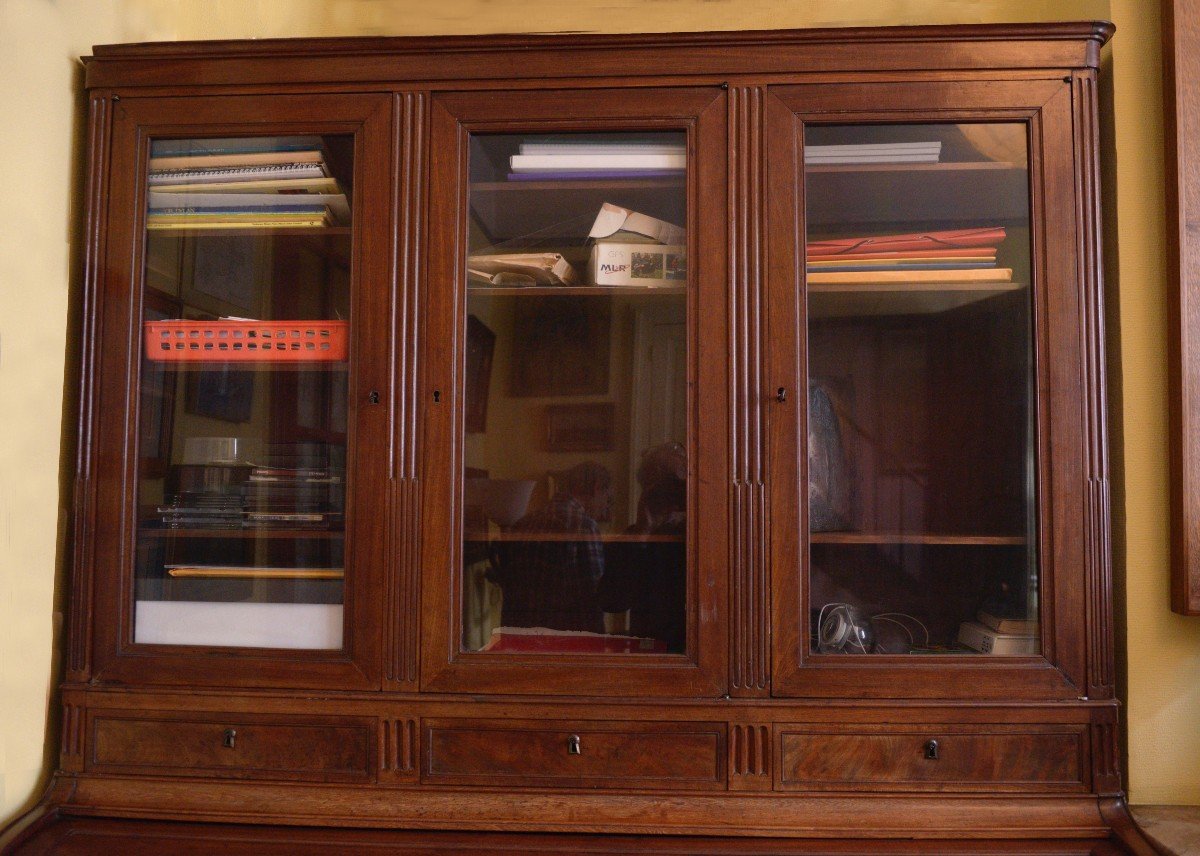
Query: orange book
[[808, 227, 1006, 257]]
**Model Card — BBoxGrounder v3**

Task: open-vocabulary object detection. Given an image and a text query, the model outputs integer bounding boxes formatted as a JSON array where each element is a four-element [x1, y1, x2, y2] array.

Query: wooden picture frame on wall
[[1164, 0, 1200, 614], [543, 402, 615, 452], [509, 296, 611, 398]]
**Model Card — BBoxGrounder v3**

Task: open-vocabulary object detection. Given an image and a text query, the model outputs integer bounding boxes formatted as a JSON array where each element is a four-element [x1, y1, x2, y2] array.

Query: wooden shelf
[[166, 565, 343, 580], [811, 531, 1026, 546], [465, 531, 683, 543], [806, 161, 1023, 174], [140, 528, 344, 539], [808, 280, 1024, 318], [468, 284, 685, 297], [147, 359, 349, 372]]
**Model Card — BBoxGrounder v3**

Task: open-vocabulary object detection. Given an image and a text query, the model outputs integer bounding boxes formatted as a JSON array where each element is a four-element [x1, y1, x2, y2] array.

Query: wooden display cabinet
[[1, 21, 1159, 856]]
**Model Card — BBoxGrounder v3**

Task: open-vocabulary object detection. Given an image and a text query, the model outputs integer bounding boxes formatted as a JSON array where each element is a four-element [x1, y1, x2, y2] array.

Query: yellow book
[[151, 176, 340, 194]]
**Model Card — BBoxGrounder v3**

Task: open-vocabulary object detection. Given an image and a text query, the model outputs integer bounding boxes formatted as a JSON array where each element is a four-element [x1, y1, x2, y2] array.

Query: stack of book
[[146, 137, 350, 230], [242, 463, 345, 530], [957, 610, 1039, 656], [805, 140, 941, 165], [807, 226, 1011, 285], [507, 139, 686, 181], [158, 492, 243, 530]]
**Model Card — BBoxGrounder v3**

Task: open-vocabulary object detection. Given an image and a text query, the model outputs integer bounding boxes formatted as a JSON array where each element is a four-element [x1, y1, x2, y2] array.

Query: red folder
[[805, 247, 997, 262], [808, 227, 1006, 258]]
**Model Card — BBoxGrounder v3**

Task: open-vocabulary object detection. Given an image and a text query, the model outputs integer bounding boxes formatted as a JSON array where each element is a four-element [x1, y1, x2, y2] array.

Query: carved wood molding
[[66, 93, 114, 683], [387, 91, 427, 689], [1090, 721, 1121, 795], [60, 701, 86, 773], [728, 85, 770, 695], [728, 723, 771, 790], [380, 717, 418, 778], [1072, 72, 1117, 698]]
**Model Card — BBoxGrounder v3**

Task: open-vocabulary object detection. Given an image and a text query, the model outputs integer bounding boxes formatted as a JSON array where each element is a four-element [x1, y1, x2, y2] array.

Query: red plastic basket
[[144, 320, 348, 362]]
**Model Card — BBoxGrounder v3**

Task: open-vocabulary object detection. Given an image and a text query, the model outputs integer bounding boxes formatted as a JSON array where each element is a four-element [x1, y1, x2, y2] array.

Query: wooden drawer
[[777, 725, 1087, 792], [90, 712, 374, 783], [423, 719, 725, 790]]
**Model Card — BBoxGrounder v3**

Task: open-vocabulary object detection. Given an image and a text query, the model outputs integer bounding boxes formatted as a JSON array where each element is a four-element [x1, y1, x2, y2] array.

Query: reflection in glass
[[133, 134, 353, 650], [804, 123, 1040, 656], [460, 132, 689, 655]]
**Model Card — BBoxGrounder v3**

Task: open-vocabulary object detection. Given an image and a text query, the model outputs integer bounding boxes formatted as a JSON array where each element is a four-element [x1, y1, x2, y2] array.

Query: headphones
[[817, 603, 874, 654]]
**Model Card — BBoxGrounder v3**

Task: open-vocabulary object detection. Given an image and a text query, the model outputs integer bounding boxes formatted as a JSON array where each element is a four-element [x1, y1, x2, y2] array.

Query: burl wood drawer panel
[[423, 718, 725, 790], [90, 713, 374, 782], [777, 725, 1087, 793]]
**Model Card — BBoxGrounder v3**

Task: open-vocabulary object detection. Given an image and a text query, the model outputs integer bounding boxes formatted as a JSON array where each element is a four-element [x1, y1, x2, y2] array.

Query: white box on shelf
[[134, 600, 343, 649], [588, 242, 686, 287]]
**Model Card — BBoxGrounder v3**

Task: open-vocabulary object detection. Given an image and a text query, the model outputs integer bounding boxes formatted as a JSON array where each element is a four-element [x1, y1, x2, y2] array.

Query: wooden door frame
[[80, 92, 393, 690], [765, 77, 1107, 700], [418, 86, 729, 697]]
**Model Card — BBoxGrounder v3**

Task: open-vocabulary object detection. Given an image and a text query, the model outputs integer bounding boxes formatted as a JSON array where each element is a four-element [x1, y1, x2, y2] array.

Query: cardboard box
[[588, 242, 686, 287]]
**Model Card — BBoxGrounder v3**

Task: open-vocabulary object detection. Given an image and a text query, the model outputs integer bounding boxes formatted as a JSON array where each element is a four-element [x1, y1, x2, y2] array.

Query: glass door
[[802, 121, 1037, 654], [421, 88, 728, 696], [766, 80, 1089, 699], [91, 94, 391, 688], [135, 132, 353, 651]]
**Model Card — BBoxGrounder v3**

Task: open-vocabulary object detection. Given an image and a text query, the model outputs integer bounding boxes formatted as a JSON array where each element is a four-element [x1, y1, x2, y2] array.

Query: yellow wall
[[2, 0, 1196, 822]]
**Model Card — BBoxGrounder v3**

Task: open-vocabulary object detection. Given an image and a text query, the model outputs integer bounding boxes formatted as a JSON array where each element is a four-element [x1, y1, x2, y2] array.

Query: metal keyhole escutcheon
[[223, 728, 237, 749], [567, 735, 581, 755], [925, 739, 939, 760]]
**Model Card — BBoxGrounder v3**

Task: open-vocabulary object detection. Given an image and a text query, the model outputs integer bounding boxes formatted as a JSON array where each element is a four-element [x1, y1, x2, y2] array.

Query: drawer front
[[90, 713, 374, 782], [778, 726, 1086, 792], [424, 719, 725, 790]]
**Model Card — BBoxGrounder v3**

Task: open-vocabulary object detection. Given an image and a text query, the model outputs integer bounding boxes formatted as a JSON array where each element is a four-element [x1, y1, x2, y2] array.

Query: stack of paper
[[467, 252, 580, 287], [508, 139, 686, 181], [807, 227, 1010, 284], [145, 137, 349, 230], [805, 141, 941, 165]]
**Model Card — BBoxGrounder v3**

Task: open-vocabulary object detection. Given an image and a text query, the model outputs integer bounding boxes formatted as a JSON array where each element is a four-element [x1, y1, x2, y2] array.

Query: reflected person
[[488, 461, 612, 634]]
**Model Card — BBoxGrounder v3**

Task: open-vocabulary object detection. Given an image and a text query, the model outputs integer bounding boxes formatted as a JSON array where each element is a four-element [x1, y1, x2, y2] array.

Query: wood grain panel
[[423, 719, 724, 790], [1165, 0, 1200, 615], [51, 775, 1118, 838], [778, 727, 1085, 791], [90, 714, 373, 782], [5, 817, 1123, 856]]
